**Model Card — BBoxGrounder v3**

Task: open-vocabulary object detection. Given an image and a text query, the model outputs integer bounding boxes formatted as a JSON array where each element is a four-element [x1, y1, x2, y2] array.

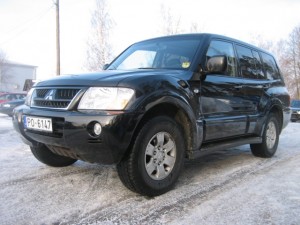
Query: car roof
[[138, 33, 273, 56]]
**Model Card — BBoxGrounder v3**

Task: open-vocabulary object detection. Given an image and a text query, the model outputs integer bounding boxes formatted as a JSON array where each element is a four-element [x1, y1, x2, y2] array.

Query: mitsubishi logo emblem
[[44, 90, 56, 100]]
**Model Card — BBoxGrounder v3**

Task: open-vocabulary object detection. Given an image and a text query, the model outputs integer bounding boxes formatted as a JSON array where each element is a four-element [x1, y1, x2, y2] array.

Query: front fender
[[135, 91, 203, 155]]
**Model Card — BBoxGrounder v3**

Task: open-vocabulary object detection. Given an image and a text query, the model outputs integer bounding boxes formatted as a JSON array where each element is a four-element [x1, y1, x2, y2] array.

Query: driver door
[[201, 40, 249, 141]]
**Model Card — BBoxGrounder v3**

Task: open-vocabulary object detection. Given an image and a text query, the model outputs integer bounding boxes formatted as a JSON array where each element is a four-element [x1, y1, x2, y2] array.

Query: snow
[[0, 113, 300, 225]]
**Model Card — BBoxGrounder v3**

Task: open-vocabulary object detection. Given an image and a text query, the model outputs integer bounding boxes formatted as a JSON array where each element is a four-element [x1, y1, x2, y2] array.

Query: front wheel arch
[[128, 101, 197, 160]]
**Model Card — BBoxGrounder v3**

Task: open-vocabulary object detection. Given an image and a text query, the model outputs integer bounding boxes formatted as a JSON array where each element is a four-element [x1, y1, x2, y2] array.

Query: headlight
[[78, 87, 135, 110], [25, 88, 35, 106], [3, 103, 11, 108]]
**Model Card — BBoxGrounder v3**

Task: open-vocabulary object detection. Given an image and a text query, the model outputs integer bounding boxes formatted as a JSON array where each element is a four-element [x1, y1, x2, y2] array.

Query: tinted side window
[[206, 40, 237, 77], [260, 52, 280, 80], [236, 45, 257, 79], [252, 51, 265, 79]]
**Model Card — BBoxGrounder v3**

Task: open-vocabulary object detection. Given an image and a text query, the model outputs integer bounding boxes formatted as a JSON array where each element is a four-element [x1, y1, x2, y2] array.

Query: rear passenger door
[[201, 40, 249, 141], [235, 45, 266, 133], [235, 45, 281, 134]]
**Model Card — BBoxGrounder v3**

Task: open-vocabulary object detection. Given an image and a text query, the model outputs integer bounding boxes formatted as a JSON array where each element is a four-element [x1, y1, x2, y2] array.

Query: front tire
[[31, 144, 77, 167], [250, 113, 279, 158], [117, 116, 185, 196]]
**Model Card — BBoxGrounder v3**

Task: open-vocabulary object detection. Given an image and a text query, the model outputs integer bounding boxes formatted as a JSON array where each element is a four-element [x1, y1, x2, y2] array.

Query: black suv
[[13, 34, 291, 196]]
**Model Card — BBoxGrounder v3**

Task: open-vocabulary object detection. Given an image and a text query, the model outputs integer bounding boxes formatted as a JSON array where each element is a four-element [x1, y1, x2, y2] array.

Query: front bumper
[[13, 105, 142, 164]]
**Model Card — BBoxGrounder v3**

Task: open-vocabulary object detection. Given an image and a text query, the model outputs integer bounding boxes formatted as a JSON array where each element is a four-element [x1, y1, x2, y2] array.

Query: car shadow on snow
[[178, 145, 257, 187], [61, 145, 257, 197]]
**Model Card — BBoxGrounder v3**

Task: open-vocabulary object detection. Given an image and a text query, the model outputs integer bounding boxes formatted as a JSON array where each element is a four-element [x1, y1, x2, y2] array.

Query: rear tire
[[250, 113, 279, 158], [117, 116, 185, 196], [31, 144, 77, 167]]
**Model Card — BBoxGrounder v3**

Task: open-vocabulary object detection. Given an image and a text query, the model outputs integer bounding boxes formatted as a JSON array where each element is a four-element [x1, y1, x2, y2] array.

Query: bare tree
[[189, 22, 204, 33], [250, 33, 300, 99], [160, 4, 182, 35], [85, 0, 113, 71], [285, 25, 300, 99], [0, 49, 6, 70], [250, 34, 274, 52], [0, 49, 8, 91], [273, 40, 294, 95]]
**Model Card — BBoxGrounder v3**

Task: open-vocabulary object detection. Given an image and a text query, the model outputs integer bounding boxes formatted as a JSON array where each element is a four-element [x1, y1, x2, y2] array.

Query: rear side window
[[260, 52, 280, 80], [235, 45, 266, 79], [206, 40, 237, 77], [251, 51, 265, 79], [236, 45, 257, 79]]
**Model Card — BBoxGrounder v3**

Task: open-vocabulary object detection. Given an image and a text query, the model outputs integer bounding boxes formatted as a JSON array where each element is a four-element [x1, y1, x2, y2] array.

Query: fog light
[[93, 123, 102, 136]]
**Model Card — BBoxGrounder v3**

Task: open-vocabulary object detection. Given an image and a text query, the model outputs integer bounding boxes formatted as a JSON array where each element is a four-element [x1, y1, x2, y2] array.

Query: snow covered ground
[[0, 113, 300, 225]]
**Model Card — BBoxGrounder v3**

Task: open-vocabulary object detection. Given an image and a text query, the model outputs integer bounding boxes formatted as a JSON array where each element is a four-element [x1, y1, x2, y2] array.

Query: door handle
[[234, 85, 243, 90], [262, 84, 270, 90], [256, 84, 270, 90]]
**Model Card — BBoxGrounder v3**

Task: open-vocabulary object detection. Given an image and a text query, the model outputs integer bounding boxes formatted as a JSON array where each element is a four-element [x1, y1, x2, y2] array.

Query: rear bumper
[[13, 105, 142, 164]]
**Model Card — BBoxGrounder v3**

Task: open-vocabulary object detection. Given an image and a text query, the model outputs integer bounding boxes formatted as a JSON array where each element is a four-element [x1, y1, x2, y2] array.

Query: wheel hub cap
[[266, 121, 276, 149], [145, 132, 176, 180]]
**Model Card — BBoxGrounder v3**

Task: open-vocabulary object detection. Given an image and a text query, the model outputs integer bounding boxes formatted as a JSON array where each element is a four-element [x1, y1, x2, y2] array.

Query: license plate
[[24, 116, 53, 132]]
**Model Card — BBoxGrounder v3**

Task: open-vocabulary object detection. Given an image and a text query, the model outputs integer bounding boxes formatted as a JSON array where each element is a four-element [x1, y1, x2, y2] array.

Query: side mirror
[[206, 55, 227, 73]]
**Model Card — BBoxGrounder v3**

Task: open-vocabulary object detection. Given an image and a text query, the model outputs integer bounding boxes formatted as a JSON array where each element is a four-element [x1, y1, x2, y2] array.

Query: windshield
[[291, 100, 300, 108], [107, 37, 201, 70]]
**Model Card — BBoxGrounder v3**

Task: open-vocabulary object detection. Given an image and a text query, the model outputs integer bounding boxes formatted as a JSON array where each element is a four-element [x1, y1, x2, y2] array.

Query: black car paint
[[12, 33, 291, 164], [13, 72, 200, 164]]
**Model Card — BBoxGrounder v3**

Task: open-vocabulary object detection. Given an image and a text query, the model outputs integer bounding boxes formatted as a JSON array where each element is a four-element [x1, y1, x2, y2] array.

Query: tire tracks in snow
[[0, 167, 102, 189], [64, 151, 300, 225]]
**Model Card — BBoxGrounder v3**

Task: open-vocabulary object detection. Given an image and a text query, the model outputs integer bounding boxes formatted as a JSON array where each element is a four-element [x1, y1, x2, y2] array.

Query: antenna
[[55, 0, 60, 75]]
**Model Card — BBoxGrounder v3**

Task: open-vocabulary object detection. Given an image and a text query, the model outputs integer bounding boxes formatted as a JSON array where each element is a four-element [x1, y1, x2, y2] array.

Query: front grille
[[32, 88, 81, 109]]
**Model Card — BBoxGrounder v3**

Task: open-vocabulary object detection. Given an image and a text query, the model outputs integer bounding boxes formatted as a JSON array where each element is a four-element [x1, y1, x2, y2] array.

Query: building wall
[[0, 62, 36, 93]]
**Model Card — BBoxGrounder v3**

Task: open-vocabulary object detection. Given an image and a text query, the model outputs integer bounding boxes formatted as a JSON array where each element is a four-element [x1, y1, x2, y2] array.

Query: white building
[[0, 61, 37, 93]]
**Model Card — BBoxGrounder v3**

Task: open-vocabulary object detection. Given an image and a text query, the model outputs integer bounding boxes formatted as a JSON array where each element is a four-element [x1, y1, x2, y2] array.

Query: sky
[[0, 0, 300, 80]]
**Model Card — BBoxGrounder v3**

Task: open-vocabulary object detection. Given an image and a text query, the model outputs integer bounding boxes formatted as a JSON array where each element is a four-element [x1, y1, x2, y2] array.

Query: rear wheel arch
[[251, 112, 280, 158], [268, 104, 283, 133]]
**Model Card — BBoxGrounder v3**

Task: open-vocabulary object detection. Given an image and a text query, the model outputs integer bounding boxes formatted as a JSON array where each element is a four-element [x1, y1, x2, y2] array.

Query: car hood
[[35, 69, 189, 87]]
